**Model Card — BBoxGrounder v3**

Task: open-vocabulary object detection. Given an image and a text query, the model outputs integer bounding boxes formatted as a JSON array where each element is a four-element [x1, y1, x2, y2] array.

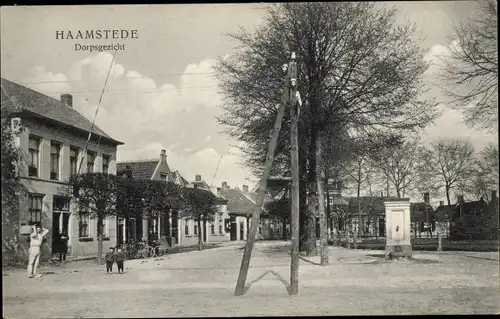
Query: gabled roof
[[117, 160, 158, 180], [220, 188, 257, 215], [1, 77, 123, 146], [169, 170, 189, 186]]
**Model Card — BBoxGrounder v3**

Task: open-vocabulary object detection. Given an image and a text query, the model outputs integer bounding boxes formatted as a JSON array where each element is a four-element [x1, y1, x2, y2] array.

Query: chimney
[[439, 201, 444, 206], [222, 181, 228, 189], [423, 192, 430, 204], [195, 175, 201, 182], [61, 94, 73, 108], [160, 149, 167, 162], [242, 185, 249, 193]]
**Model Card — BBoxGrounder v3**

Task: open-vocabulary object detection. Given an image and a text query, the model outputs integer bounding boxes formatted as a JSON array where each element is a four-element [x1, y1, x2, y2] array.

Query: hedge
[[331, 239, 498, 252]]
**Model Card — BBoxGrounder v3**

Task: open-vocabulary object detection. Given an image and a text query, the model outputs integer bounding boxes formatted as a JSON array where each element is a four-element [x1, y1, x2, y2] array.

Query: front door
[[52, 212, 61, 254], [239, 222, 245, 241], [378, 218, 385, 237], [230, 216, 237, 241]]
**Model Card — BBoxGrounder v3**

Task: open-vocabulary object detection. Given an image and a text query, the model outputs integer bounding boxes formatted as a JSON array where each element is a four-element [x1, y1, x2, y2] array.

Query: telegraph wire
[[76, 49, 118, 175], [15, 72, 217, 85]]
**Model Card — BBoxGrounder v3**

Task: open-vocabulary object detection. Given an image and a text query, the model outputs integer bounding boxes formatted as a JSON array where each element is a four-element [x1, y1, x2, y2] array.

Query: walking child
[[115, 247, 125, 274], [105, 247, 115, 274]]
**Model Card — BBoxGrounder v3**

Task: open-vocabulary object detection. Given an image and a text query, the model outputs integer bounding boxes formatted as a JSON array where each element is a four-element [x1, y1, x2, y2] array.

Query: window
[[184, 223, 190, 235], [50, 142, 61, 180], [102, 155, 110, 174], [219, 218, 224, 234], [87, 151, 96, 173], [101, 218, 108, 237], [53, 197, 70, 211], [194, 223, 198, 235], [79, 212, 90, 237], [211, 223, 215, 235], [160, 174, 167, 182], [28, 136, 40, 177], [70, 147, 79, 176], [329, 197, 334, 206], [28, 194, 43, 225]]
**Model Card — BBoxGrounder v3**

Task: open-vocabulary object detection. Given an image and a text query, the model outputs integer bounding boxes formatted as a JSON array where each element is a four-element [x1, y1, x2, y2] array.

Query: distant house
[[220, 183, 277, 241], [2, 77, 124, 259], [178, 176, 230, 246], [116, 149, 188, 246]]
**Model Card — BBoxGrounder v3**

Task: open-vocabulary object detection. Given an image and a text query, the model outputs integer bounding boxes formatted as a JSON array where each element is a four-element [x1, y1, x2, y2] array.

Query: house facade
[[116, 150, 188, 246], [2, 78, 124, 259], [178, 178, 231, 246]]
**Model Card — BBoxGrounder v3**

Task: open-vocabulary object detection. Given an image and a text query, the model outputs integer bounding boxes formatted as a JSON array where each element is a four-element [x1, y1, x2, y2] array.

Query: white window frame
[[79, 211, 91, 238]]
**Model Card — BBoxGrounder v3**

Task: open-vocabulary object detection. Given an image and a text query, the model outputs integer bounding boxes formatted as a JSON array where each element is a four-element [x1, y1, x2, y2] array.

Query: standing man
[[59, 229, 69, 264], [28, 224, 49, 278]]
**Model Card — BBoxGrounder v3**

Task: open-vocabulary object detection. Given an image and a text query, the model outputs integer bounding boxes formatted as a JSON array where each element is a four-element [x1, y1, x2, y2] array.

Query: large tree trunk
[[446, 185, 451, 206], [299, 132, 308, 252], [355, 179, 361, 250], [305, 130, 318, 256], [97, 216, 103, 265], [316, 137, 328, 265], [197, 217, 203, 251]]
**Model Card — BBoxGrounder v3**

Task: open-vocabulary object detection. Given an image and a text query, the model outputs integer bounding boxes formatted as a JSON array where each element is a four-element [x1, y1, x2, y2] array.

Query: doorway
[[239, 222, 245, 241], [230, 216, 237, 241]]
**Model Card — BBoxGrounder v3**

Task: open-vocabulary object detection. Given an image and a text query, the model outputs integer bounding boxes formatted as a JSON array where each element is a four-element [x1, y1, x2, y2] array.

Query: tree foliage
[[216, 3, 437, 253], [440, 0, 498, 131], [1, 104, 26, 265], [372, 138, 427, 198], [424, 138, 476, 206], [69, 173, 119, 264], [180, 187, 218, 250]]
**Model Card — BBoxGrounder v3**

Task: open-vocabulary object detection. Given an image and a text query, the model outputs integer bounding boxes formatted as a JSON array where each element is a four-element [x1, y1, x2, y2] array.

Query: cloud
[[21, 52, 253, 187]]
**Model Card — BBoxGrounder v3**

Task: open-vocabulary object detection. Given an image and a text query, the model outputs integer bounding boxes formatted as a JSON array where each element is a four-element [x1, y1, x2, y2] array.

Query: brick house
[[2, 77, 124, 259], [116, 150, 188, 246]]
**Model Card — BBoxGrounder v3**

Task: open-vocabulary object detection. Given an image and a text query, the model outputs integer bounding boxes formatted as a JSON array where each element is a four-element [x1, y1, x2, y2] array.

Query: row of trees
[[69, 173, 219, 264], [340, 137, 498, 206], [216, 2, 497, 255], [216, 2, 437, 255]]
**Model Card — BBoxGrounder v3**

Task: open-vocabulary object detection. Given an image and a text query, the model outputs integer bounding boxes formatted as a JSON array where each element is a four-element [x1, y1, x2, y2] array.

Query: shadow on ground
[[244, 269, 290, 294], [367, 254, 441, 264]]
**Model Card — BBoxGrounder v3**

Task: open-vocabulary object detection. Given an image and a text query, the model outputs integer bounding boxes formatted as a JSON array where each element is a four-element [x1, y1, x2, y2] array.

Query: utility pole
[[234, 54, 295, 297], [288, 52, 300, 295]]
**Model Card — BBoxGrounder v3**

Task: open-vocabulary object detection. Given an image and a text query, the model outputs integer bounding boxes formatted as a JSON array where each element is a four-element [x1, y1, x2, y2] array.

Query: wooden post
[[316, 137, 328, 266], [289, 53, 300, 295], [437, 231, 442, 251], [234, 66, 291, 297]]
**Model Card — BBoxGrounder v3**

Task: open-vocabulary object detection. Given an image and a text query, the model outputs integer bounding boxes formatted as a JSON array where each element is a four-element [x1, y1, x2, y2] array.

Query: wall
[[177, 205, 231, 246], [15, 117, 119, 258]]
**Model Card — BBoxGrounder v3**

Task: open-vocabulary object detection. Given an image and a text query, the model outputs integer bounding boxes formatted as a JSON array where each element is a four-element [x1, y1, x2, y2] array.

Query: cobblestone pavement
[[3, 241, 499, 318]]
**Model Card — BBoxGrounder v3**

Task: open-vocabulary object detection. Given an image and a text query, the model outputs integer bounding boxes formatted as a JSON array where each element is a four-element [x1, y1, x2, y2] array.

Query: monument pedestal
[[384, 200, 412, 259]]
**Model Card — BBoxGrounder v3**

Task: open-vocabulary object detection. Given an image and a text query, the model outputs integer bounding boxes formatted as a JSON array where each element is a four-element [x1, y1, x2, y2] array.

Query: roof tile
[[1, 78, 122, 145]]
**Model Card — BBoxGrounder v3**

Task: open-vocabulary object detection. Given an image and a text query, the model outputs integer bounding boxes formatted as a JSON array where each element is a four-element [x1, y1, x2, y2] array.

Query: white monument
[[384, 199, 412, 258]]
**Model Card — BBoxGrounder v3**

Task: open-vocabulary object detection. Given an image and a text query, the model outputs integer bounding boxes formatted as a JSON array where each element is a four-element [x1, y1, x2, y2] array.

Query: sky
[[1, 3, 497, 203]]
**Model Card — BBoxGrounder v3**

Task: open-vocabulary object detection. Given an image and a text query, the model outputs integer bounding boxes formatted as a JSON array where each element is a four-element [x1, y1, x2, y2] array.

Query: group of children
[[104, 246, 125, 274]]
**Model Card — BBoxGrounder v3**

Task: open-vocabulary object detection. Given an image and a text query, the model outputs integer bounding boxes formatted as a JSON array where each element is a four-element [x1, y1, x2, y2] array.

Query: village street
[[3, 241, 499, 317]]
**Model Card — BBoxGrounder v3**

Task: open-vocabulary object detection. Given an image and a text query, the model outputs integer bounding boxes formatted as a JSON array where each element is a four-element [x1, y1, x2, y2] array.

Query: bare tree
[[374, 139, 427, 198], [440, 0, 498, 131], [216, 2, 437, 255], [468, 143, 499, 201], [426, 138, 476, 205]]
